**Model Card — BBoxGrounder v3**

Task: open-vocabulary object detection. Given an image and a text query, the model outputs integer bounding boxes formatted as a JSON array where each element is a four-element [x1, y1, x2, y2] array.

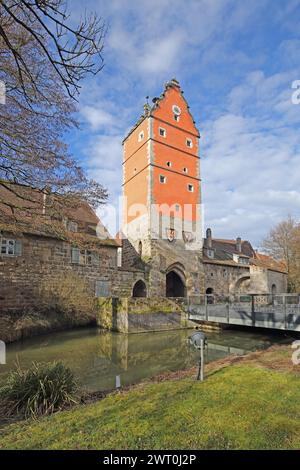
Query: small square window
[[186, 138, 193, 148], [159, 127, 166, 137], [138, 131, 144, 142], [166, 161, 172, 167], [183, 167, 188, 174], [159, 175, 167, 184], [1, 238, 16, 256], [187, 184, 194, 192]]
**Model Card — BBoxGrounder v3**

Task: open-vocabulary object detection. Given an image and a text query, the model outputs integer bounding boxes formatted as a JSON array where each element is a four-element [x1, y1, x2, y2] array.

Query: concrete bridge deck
[[186, 294, 300, 332]]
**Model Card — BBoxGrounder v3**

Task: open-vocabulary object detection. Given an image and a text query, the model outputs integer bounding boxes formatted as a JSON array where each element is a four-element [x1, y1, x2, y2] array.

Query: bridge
[[186, 294, 300, 332]]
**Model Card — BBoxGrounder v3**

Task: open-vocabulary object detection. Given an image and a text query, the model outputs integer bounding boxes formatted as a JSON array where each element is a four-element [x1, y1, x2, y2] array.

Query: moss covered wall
[[96, 297, 192, 333]]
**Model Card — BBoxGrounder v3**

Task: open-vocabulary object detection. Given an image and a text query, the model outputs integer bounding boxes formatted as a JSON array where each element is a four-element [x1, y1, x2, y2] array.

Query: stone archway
[[132, 280, 147, 297], [206, 287, 214, 304], [166, 264, 186, 297], [233, 276, 251, 294]]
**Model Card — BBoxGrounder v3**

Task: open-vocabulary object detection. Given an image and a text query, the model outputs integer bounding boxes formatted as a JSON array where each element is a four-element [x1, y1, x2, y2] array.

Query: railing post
[[283, 294, 287, 330], [205, 295, 208, 321], [251, 294, 255, 327], [227, 296, 230, 324]]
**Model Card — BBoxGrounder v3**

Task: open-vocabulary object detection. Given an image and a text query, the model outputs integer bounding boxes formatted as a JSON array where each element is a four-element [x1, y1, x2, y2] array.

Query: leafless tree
[[0, 0, 106, 100], [262, 216, 300, 292], [0, 1, 107, 221]]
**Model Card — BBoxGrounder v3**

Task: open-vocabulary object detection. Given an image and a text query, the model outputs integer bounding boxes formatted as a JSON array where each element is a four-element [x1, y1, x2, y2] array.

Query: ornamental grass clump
[[0, 361, 78, 419]]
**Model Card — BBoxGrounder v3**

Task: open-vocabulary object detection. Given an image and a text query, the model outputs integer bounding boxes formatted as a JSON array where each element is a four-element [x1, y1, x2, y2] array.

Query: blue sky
[[70, 0, 300, 247]]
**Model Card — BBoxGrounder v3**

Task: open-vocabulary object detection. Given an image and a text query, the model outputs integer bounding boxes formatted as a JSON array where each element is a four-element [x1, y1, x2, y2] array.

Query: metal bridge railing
[[186, 294, 300, 331]]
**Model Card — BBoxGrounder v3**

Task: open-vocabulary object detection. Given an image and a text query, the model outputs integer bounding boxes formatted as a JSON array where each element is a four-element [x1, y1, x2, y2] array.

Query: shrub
[[0, 361, 78, 418], [37, 272, 96, 323]]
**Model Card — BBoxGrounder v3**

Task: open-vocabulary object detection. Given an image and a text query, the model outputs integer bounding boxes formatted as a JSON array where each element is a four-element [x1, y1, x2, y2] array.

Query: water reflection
[[0, 327, 283, 392]]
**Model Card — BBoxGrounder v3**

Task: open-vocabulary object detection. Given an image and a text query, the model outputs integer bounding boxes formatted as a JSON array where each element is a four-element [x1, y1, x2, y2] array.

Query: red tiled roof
[[252, 252, 287, 274]]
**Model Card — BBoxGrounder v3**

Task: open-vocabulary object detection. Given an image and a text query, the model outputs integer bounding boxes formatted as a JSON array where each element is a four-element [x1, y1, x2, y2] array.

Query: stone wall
[[204, 261, 287, 295], [204, 262, 250, 295], [0, 232, 147, 313], [149, 239, 205, 297], [249, 266, 287, 294], [266, 270, 288, 294], [96, 297, 192, 333]]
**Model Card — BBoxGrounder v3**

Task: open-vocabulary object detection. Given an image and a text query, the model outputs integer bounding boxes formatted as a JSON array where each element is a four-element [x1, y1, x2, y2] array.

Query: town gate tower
[[122, 79, 204, 297]]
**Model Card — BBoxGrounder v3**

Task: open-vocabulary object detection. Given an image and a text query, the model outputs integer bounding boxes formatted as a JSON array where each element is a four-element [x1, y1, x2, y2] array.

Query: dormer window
[[159, 127, 166, 138], [186, 138, 193, 148], [238, 256, 249, 265], [207, 249, 214, 259], [138, 131, 144, 142]]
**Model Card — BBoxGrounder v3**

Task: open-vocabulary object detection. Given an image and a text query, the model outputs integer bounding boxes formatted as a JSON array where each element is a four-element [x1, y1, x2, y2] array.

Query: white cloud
[[202, 69, 300, 243], [81, 106, 115, 130]]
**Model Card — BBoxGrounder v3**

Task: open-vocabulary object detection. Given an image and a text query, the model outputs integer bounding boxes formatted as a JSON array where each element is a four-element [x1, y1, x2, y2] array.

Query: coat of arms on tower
[[166, 228, 176, 242], [182, 231, 195, 243]]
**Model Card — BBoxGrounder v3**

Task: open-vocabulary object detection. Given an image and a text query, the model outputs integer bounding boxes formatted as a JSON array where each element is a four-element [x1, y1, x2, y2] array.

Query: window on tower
[[166, 161, 172, 167], [186, 138, 193, 148], [183, 167, 188, 174], [187, 184, 194, 192], [138, 131, 144, 142], [174, 115, 180, 122], [159, 127, 166, 137], [159, 175, 167, 184]]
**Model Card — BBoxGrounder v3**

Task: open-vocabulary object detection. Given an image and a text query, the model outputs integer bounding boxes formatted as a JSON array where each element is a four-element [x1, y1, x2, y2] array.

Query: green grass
[[1, 362, 300, 450]]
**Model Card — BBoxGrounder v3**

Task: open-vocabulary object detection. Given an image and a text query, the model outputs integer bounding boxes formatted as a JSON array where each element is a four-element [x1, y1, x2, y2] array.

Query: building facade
[[203, 228, 287, 296], [0, 187, 147, 313]]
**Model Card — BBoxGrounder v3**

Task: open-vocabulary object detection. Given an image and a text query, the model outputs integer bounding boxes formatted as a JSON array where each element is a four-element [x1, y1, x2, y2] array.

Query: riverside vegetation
[[0, 344, 299, 450]]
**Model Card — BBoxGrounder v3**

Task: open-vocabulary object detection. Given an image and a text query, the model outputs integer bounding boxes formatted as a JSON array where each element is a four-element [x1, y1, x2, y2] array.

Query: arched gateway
[[132, 280, 147, 297], [166, 267, 186, 297]]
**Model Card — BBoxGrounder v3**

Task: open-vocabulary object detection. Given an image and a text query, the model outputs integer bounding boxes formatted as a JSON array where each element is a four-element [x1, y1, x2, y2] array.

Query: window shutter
[[15, 240, 22, 256], [95, 280, 110, 297], [90, 252, 99, 265], [71, 247, 80, 263]]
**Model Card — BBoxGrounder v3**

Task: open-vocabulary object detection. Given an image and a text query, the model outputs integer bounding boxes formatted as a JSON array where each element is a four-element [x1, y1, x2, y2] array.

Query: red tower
[[122, 79, 204, 297]]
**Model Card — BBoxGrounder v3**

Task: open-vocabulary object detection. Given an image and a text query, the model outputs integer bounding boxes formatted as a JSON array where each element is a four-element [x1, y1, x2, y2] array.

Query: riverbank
[[1, 344, 299, 449], [0, 311, 96, 344]]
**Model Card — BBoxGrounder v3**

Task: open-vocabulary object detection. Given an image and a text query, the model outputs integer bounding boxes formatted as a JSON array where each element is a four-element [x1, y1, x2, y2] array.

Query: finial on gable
[[143, 102, 151, 116], [165, 78, 180, 89]]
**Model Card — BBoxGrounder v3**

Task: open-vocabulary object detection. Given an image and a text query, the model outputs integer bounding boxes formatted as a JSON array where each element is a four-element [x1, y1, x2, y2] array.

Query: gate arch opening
[[206, 287, 214, 304], [233, 276, 251, 294], [132, 280, 147, 297], [166, 270, 186, 297]]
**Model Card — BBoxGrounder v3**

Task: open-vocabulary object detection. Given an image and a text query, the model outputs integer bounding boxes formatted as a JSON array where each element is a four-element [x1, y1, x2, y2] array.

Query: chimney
[[236, 237, 242, 253], [206, 228, 212, 248]]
